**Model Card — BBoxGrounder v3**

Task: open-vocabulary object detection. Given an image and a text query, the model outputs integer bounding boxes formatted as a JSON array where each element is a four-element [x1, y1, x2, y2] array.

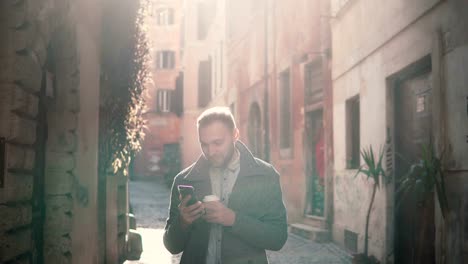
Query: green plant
[[396, 144, 449, 219], [354, 146, 387, 259], [99, 0, 150, 176], [394, 144, 450, 264]]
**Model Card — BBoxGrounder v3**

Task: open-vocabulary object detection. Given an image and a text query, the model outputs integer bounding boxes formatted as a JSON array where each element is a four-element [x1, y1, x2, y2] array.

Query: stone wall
[[0, 0, 79, 263]]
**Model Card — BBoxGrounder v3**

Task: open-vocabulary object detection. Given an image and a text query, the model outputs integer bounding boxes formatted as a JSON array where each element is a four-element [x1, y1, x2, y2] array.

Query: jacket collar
[[182, 141, 268, 182]]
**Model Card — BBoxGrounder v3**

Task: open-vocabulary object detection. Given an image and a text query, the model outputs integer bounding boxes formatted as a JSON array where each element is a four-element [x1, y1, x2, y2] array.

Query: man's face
[[199, 121, 238, 168]]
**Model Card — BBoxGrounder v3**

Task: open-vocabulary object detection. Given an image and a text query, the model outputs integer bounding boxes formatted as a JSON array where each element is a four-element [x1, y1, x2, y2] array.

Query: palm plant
[[394, 144, 449, 263], [396, 143, 449, 219], [354, 146, 387, 260]]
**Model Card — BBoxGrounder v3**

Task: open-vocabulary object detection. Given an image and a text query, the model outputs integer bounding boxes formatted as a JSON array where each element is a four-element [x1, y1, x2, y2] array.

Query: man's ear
[[233, 128, 240, 141]]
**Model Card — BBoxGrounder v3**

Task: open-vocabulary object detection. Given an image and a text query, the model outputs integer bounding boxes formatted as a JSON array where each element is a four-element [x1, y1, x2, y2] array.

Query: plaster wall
[[71, 0, 102, 263], [181, 0, 229, 167], [331, 0, 468, 261]]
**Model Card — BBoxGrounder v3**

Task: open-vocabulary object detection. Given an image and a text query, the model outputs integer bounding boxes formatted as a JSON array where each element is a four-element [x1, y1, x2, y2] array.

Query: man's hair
[[197, 107, 236, 131]]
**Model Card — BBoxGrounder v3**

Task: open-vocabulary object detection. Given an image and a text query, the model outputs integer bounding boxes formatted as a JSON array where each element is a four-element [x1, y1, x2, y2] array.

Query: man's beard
[[208, 144, 235, 168]]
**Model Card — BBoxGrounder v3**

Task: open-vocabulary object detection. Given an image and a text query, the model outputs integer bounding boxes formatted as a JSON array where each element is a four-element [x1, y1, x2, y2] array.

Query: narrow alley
[[2, 0, 468, 263], [125, 179, 352, 264]]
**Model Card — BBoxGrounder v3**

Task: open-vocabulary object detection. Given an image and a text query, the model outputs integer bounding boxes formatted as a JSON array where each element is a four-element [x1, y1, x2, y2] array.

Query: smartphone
[[177, 185, 198, 206]]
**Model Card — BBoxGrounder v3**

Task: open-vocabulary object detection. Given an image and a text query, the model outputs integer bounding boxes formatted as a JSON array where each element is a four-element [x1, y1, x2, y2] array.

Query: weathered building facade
[[1, 0, 140, 263], [133, 0, 184, 180], [178, 1, 468, 262], [180, 0, 334, 242], [226, 0, 334, 240], [331, 0, 468, 263], [180, 0, 230, 167]]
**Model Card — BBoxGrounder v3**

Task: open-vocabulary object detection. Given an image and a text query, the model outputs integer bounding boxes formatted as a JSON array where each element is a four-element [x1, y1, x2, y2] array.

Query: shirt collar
[[183, 141, 269, 182], [226, 147, 240, 172]]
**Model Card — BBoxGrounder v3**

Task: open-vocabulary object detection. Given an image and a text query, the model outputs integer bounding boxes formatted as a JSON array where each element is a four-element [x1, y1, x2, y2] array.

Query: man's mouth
[[210, 156, 221, 162], [209, 156, 223, 165]]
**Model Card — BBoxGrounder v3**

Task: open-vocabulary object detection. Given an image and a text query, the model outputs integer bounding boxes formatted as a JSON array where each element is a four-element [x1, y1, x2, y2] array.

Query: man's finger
[[203, 215, 219, 223], [186, 201, 203, 212], [204, 202, 222, 213], [179, 195, 191, 207], [187, 206, 204, 217]]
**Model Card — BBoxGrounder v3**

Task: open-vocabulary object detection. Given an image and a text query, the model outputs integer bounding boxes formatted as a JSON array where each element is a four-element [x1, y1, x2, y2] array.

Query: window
[[304, 59, 323, 106], [198, 58, 212, 108], [156, 8, 174, 25], [173, 73, 184, 116], [157, 89, 172, 112], [279, 69, 292, 157], [156, 51, 175, 69], [346, 96, 360, 169]]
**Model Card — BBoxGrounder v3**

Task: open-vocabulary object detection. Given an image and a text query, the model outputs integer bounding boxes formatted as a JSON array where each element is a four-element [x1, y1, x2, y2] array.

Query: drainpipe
[[263, 0, 270, 162]]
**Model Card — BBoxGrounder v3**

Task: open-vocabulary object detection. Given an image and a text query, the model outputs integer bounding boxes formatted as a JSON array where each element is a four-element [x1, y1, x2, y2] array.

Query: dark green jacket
[[163, 141, 288, 264]]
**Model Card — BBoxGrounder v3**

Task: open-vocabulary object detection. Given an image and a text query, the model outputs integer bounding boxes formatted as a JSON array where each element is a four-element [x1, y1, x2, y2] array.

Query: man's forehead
[[199, 124, 231, 141]]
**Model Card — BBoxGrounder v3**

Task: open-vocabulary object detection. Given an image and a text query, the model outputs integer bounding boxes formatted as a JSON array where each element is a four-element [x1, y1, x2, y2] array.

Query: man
[[163, 107, 288, 264]]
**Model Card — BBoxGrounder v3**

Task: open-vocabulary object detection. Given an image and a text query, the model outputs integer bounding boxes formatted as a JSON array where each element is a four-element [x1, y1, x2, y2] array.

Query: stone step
[[303, 215, 327, 229], [289, 223, 330, 243]]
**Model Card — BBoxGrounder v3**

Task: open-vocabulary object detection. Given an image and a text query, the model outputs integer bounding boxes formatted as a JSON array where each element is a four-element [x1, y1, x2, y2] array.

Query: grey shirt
[[206, 148, 240, 264]]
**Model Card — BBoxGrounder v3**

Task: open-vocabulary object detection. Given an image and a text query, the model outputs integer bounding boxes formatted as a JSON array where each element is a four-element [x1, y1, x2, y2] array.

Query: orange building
[[133, 0, 184, 180]]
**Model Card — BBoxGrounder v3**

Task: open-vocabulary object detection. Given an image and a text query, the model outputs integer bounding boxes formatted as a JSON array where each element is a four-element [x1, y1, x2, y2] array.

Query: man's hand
[[202, 201, 236, 226], [178, 195, 204, 230]]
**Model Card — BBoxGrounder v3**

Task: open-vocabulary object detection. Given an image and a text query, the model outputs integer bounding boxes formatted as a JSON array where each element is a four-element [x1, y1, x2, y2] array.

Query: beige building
[[331, 0, 468, 263], [180, 0, 230, 167]]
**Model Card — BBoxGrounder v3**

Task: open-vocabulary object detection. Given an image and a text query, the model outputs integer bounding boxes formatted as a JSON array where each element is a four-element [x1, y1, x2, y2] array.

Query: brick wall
[[0, 0, 79, 263]]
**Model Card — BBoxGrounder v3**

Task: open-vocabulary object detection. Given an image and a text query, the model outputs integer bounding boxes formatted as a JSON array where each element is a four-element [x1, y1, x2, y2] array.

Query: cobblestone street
[[125, 179, 352, 264]]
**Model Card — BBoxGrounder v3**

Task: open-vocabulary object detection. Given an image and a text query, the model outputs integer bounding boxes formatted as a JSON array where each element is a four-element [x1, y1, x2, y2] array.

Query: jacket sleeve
[[163, 177, 191, 254], [226, 170, 288, 251]]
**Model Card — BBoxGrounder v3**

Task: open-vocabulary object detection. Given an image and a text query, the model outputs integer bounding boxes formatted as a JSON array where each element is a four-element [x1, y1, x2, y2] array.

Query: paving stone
[[125, 180, 352, 264]]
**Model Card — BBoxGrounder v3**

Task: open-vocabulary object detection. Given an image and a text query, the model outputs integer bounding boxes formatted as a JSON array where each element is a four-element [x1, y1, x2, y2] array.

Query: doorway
[[304, 109, 325, 217], [394, 67, 434, 264]]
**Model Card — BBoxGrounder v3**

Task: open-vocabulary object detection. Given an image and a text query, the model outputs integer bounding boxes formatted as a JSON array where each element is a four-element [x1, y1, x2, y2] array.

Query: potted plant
[[352, 146, 387, 264]]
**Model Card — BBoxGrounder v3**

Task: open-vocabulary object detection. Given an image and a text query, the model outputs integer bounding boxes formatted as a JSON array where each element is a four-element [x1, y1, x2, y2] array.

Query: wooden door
[[394, 71, 434, 264], [304, 109, 325, 217]]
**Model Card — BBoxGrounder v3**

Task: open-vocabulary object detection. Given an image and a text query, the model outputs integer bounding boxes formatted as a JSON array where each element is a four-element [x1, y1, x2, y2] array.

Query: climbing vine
[[99, 0, 151, 176]]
